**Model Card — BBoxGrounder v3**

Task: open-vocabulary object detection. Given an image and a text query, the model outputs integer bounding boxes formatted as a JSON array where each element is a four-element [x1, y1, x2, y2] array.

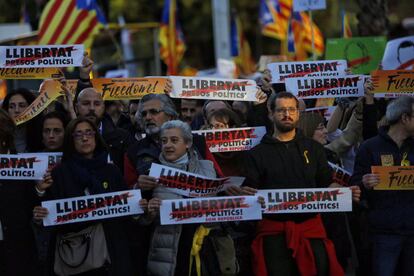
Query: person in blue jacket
[[350, 95, 414, 276]]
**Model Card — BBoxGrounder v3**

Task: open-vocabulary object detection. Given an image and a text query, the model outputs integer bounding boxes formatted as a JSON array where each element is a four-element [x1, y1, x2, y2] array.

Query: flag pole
[[309, 9, 316, 61]]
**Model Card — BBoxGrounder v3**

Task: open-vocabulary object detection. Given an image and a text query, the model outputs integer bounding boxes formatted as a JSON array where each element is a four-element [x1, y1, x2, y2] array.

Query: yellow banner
[[91, 78, 167, 100], [372, 166, 414, 190], [0, 67, 62, 79], [14, 80, 65, 125], [371, 70, 414, 94]]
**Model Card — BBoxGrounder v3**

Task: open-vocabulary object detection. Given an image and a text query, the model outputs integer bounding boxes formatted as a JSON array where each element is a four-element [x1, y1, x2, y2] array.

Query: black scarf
[[66, 151, 109, 194]]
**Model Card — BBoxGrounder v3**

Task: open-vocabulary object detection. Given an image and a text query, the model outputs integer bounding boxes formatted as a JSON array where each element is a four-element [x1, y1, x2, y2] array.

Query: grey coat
[[147, 151, 216, 276]]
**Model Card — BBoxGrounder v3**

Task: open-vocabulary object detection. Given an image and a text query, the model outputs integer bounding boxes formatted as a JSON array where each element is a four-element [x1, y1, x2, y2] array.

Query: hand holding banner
[[372, 166, 414, 190], [149, 163, 244, 197], [160, 196, 262, 225], [192, 127, 266, 153], [0, 45, 84, 68], [169, 76, 257, 101], [257, 188, 352, 214], [42, 190, 143, 226]]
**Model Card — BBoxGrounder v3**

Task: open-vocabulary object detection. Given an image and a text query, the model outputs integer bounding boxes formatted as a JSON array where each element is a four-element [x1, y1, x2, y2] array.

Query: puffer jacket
[[147, 150, 216, 276]]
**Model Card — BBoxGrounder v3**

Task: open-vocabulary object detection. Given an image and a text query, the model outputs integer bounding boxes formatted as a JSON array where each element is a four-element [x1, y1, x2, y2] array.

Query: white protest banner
[[160, 196, 262, 225], [0, 153, 49, 180], [382, 35, 414, 70], [328, 162, 352, 187], [293, 0, 326, 11], [32, 152, 63, 169], [169, 76, 257, 101], [305, 106, 336, 121], [149, 163, 244, 197], [267, 60, 347, 83], [105, 69, 129, 78], [42, 190, 143, 226], [257, 188, 352, 214], [193, 127, 266, 153], [0, 45, 84, 68], [285, 75, 365, 99]]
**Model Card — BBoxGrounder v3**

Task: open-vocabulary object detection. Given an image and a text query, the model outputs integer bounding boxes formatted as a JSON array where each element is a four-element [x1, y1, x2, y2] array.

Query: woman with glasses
[[33, 117, 132, 276]]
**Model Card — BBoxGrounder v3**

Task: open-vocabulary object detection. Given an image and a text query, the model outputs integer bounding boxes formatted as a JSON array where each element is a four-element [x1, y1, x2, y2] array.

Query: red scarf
[[251, 216, 344, 276]]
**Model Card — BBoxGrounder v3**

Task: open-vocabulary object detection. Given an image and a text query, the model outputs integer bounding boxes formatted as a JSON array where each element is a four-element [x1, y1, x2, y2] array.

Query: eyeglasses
[[141, 108, 163, 117], [275, 107, 298, 115], [72, 130, 95, 140]]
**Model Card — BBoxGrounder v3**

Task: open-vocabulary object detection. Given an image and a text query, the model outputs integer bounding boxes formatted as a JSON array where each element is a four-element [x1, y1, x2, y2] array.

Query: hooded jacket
[[244, 130, 333, 222], [350, 127, 414, 234]]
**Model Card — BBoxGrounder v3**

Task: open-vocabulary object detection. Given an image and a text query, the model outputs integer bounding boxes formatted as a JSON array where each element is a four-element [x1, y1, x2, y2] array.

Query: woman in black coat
[[34, 117, 133, 276], [0, 109, 39, 275]]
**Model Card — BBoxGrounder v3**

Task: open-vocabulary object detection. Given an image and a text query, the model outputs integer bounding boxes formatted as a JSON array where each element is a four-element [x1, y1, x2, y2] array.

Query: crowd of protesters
[[0, 52, 413, 276]]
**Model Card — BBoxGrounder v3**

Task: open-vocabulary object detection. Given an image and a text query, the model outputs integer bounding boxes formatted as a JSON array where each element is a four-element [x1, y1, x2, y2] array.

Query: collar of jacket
[[261, 128, 305, 144]]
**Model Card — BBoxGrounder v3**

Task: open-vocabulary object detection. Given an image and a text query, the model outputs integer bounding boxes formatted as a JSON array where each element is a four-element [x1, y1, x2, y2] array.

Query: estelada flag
[[230, 12, 256, 76], [159, 0, 186, 75], [291, 11, 325, 56], [38, 0, 107, 49], [259, 0, 292, 40]]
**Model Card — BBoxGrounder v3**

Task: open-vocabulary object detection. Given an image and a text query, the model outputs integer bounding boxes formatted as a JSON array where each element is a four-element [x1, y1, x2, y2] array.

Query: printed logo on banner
[[0, 153, 49, 180], [149, 163, 244, 197], [285, 75, 365, 99], [382, 35, 414, 70], [193, 127, 266, 153], [325, 37, 387, 74], [371, 70, 414, 98], [0, 45, 84, 68], [160, 196, 262, 225], [42, 190, 143, 226], [267, 60, 347, 83], [91, 78, 168, 100], [372, 166, 414, 190], [0, 67, 63, 79], [169, 76, 257, 101], [328, 162, 351, 187], [258, 188, 352, 214]]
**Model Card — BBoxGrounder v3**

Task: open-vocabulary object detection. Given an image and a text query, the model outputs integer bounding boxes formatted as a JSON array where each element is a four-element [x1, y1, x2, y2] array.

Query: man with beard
[[75, 87, 134, 172], [243, 92, 346, 276], [180, 99, 198, 128]]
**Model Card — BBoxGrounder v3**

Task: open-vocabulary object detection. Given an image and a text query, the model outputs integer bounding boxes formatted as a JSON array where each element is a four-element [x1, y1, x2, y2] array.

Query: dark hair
[[62, 117, 108, 160], [41, 111, 69, 130], [397, 40, 414, 64], [268, 92, 299, 112], [0, 109, 16, 152], [207, 108, 241, 128], [1, 88, 36, 111], [297, 112, 325, 138], [202, 100, 232, 119]]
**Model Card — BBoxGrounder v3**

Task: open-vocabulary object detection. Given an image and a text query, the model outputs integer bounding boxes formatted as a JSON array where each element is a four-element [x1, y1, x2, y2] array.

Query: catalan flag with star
[[38, 0, 106, 48]]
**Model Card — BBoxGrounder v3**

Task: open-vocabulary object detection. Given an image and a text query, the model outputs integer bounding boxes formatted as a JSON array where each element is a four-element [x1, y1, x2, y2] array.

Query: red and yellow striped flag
[[159, 0, 186, 75], [38, 0, 106, 48]]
